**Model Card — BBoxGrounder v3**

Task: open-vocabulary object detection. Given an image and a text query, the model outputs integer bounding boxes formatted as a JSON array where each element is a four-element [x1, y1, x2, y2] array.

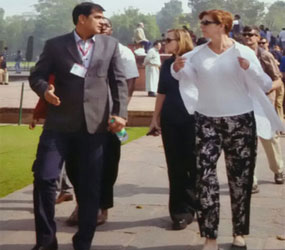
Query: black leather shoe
[[231, 244, 247, 250], [172, 218, 188, 230], [31, 238, 58, 250]]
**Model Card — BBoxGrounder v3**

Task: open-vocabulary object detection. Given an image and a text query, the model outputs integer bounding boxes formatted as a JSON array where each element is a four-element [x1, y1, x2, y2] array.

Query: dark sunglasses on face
[[258, 41, 267, 45], [165, 38, 177, 44], [200, 20, 219, 26], [242, 33, 258, 37]]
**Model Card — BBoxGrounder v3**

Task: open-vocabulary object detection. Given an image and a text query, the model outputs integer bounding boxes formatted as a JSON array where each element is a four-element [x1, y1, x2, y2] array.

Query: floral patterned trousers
[[195, 111, 257, 239]]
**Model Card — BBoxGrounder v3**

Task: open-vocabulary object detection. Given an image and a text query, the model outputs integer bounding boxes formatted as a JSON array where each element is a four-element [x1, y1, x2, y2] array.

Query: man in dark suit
[[29, 2, 128, 250]]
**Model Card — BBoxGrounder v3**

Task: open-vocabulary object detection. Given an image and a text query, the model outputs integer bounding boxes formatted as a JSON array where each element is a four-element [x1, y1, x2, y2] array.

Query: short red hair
[[199, 9, 233, 35]]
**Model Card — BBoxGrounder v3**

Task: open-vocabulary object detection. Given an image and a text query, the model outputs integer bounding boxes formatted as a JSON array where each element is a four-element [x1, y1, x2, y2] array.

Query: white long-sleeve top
[[186, 45, 254, 116], [171, 41, 284, 139]]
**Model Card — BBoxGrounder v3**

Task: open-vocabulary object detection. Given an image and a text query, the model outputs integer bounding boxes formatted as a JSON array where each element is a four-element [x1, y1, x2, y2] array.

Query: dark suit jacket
[[29, 32, 128, 133]]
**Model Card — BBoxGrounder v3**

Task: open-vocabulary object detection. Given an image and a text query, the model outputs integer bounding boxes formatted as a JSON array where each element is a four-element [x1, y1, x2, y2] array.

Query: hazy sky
[[0, 0, 278, 17]]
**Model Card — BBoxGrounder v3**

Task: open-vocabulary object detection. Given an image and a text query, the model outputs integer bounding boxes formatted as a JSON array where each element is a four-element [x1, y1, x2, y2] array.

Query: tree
[[0, 8, 7, 45], [224, 0, 265, 26], [263, 1, 285, 34], [33, 0, 84, 56], [4, 15, 35, 59], [187, 0, 265, 34], [110, 8, 161, 45], [156, 0, 183, 33]]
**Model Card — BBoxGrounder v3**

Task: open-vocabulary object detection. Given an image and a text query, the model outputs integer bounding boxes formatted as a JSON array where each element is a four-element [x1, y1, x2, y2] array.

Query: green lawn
[[0, 125, 148, 197]]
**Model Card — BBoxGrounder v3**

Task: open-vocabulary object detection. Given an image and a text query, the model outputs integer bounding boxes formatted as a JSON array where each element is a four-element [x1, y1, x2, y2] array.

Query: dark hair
[[72, 2, 105, 25], [234, 14, 240, 19], [153, 40, 161, 47], [243, 25, 260, 34]]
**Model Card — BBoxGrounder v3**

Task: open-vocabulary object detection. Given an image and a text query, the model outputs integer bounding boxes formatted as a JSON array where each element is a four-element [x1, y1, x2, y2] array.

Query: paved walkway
[[0, 80, 155, 111], [0, 81, 285, 250]]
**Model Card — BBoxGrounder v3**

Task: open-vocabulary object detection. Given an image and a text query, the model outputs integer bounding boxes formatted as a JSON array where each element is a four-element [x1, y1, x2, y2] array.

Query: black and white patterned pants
[[195, 111, 257, 239]]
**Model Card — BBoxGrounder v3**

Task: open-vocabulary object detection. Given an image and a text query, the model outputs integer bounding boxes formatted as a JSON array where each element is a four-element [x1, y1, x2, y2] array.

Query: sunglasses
[[242, 33, 258, 37], [165, 38, 177, 44], [200, 20, 219, 26], [258, 41, 267, 45]]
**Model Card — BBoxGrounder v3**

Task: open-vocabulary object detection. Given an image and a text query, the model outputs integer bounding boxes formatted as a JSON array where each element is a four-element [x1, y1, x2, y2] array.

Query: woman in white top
[[172, 9, 278, 250]]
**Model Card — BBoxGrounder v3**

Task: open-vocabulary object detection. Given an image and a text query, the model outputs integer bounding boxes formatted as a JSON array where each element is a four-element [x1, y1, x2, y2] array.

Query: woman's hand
[[147, 118, 161, 136], [173, 56, 186, 72], [238, 57, 250, 70]]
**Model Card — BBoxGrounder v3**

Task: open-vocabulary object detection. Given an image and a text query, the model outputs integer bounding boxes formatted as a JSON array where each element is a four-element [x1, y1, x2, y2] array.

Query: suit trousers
[[100, 132, 121, 209], [160, 115, 196, 221], [32, 128, 107, 250], [195, 112, 257, 239]]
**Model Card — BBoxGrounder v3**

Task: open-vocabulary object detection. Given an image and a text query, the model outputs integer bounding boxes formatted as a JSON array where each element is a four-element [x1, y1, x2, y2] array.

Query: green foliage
[[0, 0, 282, 58], [2, 15, 35, 57], [156, 0, 183, 33], [224, 0, 265, 26], [0, 125, 148, 197], [263, 1, 285, 34], [110, 8, 161, 45], [33, 0, 84, 56], [187, 0, 265, 34]]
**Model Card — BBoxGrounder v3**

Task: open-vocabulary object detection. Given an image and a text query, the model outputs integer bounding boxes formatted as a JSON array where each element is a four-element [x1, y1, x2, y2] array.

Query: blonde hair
[[167, 29, 194, 56]]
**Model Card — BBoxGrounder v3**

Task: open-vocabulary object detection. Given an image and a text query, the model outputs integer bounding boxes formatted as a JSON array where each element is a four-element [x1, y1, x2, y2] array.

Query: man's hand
[[173, 56, 186, 72], [44, 84, 61, 106], [238, 57, 250, 70], [108, 116, 127, 133]]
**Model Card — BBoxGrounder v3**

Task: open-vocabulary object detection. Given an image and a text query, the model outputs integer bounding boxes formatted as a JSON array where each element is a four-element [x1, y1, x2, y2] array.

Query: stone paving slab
[[0, 135, 285, 250]]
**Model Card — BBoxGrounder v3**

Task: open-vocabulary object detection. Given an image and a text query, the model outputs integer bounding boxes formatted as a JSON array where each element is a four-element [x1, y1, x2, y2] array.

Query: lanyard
[[78, 41, 92, 57]]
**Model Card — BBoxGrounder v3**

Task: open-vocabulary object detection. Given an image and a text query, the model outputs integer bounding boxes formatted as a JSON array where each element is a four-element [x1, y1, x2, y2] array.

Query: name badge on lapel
[[70, 63, 87, 78]]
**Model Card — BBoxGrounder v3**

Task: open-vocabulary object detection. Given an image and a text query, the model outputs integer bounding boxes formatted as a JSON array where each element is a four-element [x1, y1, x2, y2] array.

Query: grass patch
[[0, 125, 148, 197], [6, 61, 36, 68]]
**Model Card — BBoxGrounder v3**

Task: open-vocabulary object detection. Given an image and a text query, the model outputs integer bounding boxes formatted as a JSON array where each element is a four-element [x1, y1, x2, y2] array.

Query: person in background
[[0, 54, 8, 85], [66, 17, 139, 227], [259, 25, 266, 38], [148, 28, 196, 231], [3, 46, 8, 61], [279, 48, 285, 136], [271, 45, 283, 64], [279, 28, 285, 50], [232, 14, 243, 39], [172, 9, 283, 250], [29, 73, 74, 205], [258, 37, 269, 52], [242, 26, 285, 192], [134, 22, 152, 53], [15, 50, 22, 74], [144, 41, 161, 97], [265, 28, 272, 45]]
